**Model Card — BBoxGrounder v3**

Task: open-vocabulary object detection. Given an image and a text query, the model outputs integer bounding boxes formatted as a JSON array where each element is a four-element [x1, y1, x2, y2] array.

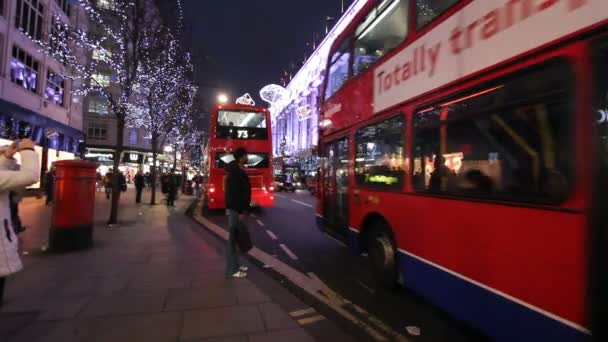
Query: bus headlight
[[269, 186, 274, 191]]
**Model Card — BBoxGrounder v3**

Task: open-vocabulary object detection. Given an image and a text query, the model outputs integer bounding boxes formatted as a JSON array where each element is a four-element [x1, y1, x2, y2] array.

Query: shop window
[[45, 70, 65, 106], [11, 46, 39, 93], [415, 0, 460, 29], [325, 39, 351, 100], [87, 124, 107, 141], [49, 17, 68, 59], [354, 0, 409, 76], [97, 0, 113, 10], [355, 115, 405, 189], [413, 60, 574, 204], [15, 0, 44, 41]]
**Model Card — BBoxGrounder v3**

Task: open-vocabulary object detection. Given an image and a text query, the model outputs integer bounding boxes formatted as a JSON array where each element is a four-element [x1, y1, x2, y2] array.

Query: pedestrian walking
[[104, 169, 113, 200], [134, 170, 145, 203], [0, 139, 39, 306], [44, 166, 55, 205], [224, 148, 251, 278], [166, 169, 178, 207]]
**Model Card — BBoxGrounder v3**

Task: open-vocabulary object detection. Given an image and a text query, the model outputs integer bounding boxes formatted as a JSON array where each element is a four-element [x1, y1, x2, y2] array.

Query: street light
[[164, 145, 173, 153], [217, 93, 229, 104]]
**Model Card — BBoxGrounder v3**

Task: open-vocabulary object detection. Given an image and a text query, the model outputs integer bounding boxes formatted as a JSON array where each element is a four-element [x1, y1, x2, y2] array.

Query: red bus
[[204, 104, 274, 209], [316, 1, 608, 340]]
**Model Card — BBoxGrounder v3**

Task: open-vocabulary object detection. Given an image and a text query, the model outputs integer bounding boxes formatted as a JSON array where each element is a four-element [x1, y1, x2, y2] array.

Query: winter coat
[[134, 173, 145, 189], [224, 161, 251, 213], [0, 150, 39, 277]]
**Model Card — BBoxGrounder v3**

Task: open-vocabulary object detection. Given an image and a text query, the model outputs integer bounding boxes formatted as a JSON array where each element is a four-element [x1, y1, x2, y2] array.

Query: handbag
[[236, 222, 253, 253]]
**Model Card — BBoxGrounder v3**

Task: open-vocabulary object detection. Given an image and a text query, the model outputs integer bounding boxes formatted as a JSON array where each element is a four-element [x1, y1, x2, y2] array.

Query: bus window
[[355, 115, 406, 189], [595, 40, 608, 155], [353, 0, 409, 76], [325, 39, 351, 100], [415, 0, 460, 30], [413, 61, 574, 203], [216, 110, 268, 140], [215, 152, 270, 169]]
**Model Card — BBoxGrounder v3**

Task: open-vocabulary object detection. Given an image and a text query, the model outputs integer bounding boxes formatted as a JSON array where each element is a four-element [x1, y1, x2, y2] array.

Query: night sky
[[183, 0, 349, 108]]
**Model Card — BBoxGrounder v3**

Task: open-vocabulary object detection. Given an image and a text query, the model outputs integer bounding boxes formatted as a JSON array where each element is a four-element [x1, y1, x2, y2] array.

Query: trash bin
[[49, 160, 99, 252]]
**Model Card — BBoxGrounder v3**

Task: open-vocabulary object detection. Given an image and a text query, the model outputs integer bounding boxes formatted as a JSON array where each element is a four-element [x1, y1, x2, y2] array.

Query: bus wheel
[[367, 223, 399, 290]]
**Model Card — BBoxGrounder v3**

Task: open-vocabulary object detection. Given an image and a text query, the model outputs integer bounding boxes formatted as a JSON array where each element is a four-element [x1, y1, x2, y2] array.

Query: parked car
[[274, 175, 295, 192]]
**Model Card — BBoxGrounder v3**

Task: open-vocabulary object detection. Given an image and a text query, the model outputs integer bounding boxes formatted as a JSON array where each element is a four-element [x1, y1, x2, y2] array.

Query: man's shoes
[[232, 271, 247, 278], [239, 266, 248, 272], [15, 226, 26, 234]]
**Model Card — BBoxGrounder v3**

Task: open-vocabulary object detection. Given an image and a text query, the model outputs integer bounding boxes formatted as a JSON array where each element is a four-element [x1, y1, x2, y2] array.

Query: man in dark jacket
[[134, 170, 145, 203], [224, 147, 251, 278], [166, 169, 178, 207]]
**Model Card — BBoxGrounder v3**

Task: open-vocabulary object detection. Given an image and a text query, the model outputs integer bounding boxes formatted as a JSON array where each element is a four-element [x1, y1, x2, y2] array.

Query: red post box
[[49, 160, 99, 252]]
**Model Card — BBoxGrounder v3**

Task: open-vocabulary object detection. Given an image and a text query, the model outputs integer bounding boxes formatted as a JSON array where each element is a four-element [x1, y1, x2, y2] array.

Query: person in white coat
[[0, 139, 39, 305]]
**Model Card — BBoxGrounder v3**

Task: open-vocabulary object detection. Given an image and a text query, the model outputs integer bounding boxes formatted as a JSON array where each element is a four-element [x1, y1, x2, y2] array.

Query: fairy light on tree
[[35, 0, 182, 224], [128, 25, 197, 205]]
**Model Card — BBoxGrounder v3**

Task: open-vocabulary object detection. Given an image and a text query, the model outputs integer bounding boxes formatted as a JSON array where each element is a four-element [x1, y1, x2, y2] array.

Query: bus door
[[323, 137, 350, 238], [591, 37, 608, 342]]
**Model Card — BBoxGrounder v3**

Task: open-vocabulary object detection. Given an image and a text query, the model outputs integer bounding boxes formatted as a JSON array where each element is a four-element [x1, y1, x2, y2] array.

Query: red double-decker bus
[[204, 104, 274, 209], [317, 1, 608, 340]]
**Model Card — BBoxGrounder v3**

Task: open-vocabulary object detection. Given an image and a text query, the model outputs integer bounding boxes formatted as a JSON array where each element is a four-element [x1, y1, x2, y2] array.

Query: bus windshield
[[216, 110, 268, 140], [215, 152, 270, 169]]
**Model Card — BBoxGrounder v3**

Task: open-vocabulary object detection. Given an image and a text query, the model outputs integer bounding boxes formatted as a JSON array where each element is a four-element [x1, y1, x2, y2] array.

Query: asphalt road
[[205, 191, 488, 342]]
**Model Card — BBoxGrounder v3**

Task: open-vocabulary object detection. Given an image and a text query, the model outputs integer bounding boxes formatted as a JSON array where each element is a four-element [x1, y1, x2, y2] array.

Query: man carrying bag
[[224, 148, 252, 278]]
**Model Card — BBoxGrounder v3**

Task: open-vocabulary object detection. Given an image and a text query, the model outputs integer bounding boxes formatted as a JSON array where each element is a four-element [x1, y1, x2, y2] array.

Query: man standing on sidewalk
[[134, 170, 145, 204], [224, 148, 251, 278]]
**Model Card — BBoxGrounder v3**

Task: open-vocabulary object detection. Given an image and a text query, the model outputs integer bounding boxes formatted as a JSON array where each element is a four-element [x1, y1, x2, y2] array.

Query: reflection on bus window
[[325, 39, 351, 100], [415, 0, 460, 29], [215, 152, 270, 169], [354, 0, 409, 76], [355, 115, 405, 189], [595, 39, 608, 159], [413, 61, 573, 203], [216, 110, 268, 140]]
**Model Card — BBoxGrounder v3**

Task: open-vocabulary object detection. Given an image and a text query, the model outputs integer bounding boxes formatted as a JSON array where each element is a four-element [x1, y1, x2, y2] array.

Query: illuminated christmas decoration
[[296, 105, 313, 121], [236, 93, 255, 106], [260, 84, 288, 105]]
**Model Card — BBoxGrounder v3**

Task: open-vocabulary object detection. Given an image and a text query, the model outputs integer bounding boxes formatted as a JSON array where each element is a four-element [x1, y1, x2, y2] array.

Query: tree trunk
[[108, 117, 125, 225], [150, 134, 158, 205]]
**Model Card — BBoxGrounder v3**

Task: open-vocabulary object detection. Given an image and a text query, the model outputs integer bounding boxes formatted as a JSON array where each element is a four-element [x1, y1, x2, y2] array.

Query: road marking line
[[358, 280, 376, 294], [250, 213, 257, 218], [194, 204, 402, 341], [266, 230, 278, 240], [297, 315, 326, 325], [324, 233, 348, 248], [291, 199, 313, 208], [256, 219, 265, 227], [279, 244, 299, 260], [289, 307, 316, 318]]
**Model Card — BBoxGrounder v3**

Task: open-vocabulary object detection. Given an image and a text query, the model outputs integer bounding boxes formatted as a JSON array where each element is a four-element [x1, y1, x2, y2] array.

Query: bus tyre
[[368, 224, 399, 290]]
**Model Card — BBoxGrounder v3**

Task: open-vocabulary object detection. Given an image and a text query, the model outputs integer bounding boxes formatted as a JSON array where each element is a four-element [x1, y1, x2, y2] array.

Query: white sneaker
[[232, 271, 247, 278], [239, 266, 248, 272]]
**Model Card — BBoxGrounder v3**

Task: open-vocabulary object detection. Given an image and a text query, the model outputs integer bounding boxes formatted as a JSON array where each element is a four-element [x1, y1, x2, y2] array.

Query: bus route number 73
[[237, 130, 249, 139]]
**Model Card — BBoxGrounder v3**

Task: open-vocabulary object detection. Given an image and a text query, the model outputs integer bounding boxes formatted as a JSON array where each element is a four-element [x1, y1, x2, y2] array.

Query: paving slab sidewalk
[[0, 190, 316, 342]]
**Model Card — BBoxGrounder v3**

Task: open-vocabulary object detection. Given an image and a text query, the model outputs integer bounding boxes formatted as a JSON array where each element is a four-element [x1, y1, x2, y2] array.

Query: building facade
[[269, 0, 367, 175], [0, 0, 86, 187]]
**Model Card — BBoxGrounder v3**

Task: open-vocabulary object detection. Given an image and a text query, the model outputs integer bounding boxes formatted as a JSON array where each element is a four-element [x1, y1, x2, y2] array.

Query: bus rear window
[[216, 110, 268, 140], [215, 152, 270, 169]]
